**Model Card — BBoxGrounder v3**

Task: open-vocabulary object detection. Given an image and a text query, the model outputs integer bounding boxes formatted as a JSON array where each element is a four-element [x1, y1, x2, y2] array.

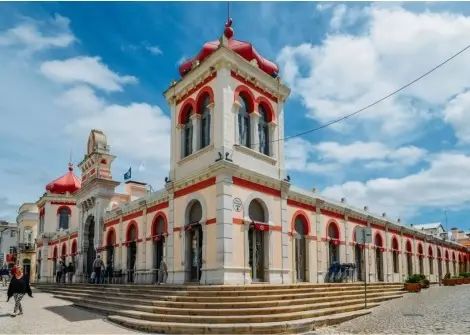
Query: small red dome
[[46, 163, 81, 195], [179, 19, 279, 78]]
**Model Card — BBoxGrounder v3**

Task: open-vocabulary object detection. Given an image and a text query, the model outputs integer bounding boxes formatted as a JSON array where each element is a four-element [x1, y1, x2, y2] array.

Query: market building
[[25, 20, 470, 284]]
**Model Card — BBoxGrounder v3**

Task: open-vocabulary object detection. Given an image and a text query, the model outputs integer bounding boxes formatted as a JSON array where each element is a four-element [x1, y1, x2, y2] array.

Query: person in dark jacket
[[7, 266, 33, 317]]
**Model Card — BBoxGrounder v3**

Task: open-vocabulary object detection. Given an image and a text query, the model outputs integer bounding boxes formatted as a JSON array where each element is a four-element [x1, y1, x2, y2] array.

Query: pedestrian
[[92, 255, 104, 284], [60, 261, 66, 283], [157, 259, 168, 284], [55, 261, 62, 284], [0, 266, 9, 287], [7, 266, 33, 317], [67, 262, 74, 283]]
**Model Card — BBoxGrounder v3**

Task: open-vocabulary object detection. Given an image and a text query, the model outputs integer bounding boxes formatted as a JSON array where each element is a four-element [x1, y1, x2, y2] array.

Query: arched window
[[238, 96, 251, 147], [249, 200, 265, 222], [189, 201, 202, 224], [182, 107, 193, 157], [200, 96, 211, 149], [153, 215, 166, 235], [258, 104, 269, 155], [107, 229, 116, 246], [58, 207, 70, 230], [294, 216, 307, 236], [127, 223, 138, 242]]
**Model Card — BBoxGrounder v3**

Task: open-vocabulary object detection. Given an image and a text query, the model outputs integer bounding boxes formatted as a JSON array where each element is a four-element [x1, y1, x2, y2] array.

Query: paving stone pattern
[[0, 286, 139, 334], [314, 285, 470, 334]]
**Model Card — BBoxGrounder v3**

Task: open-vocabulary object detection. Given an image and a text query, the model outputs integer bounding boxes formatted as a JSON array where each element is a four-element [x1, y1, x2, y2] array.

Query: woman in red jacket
[[7, 266, 33, 316]]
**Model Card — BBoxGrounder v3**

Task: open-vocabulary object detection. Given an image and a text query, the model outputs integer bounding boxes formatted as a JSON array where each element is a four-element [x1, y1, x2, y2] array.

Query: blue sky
[[1, 2, 470, 231]]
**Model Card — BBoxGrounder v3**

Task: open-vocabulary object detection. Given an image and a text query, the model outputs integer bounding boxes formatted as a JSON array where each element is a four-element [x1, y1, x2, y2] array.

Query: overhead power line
[[264, 42, 470, 145]]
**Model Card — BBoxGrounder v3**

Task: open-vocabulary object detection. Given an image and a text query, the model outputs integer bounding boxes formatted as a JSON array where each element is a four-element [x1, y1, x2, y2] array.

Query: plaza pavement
[[0, 286, 139, 334], [313, 284, 470, 334]]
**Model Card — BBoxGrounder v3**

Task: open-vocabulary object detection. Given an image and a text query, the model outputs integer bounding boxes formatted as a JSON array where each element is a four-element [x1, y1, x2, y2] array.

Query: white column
[[190, 113, 201, 153], [232, 100, 241, 145], [268, 122, 277, 159], [250, 111, 260, 151]]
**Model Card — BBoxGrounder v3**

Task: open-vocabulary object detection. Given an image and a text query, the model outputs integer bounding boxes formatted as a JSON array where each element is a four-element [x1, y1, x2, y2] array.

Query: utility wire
[[250, 42, 470, 148]]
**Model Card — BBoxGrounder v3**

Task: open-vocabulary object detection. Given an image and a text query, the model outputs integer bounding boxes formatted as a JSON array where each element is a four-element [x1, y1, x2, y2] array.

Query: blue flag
[[124, 167, 131, 180]]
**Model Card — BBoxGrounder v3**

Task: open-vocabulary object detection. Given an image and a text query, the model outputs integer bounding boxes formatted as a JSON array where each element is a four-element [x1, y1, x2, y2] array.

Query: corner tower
[[164, 19, 290, 183]]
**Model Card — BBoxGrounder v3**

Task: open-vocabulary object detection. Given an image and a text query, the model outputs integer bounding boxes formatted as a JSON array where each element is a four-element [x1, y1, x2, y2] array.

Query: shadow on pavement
[[0, 313, 11, 318], [45, 305, 102, 322]]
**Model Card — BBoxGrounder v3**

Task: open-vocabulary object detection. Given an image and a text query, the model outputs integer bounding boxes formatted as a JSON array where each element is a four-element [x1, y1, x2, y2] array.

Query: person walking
[[0, 266, 9, 287], [157, 259, 168, 285], [7, 266, 33, 317], [67, 262, 74, 283], [55, 261, 62, 284], [61, 261, 67, 283], [92, 255, 104, 284]]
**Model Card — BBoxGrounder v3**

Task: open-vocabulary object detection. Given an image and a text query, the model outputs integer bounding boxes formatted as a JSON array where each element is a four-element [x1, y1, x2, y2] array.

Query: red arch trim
[[234, 85, 256, 113], [126, 220, 139, 242], [290, 210, 311, 236], [428, 245, 433, 258], [445, 250, 449, 260], [178, 98, 196, 124], [417, 243, 424, 255], [61, 243, 67, 256], [152, 212, 168, 236], [326, 220, 340, 240], [53, 246, 58, 258], [391, 236, 399, 250], [195, 86, 214, 114], [106, 227, 116, 246], [57, 205, 71, 215], [256, 96, 276, 123]]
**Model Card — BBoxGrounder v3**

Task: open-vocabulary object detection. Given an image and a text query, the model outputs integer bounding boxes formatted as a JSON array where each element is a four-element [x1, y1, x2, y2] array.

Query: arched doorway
[[293, 214, 308, 282], [437, 248, 442, 281], [428, 246, 434, 275], [406, 240, 413, 276], [418, 244, 424, 275], [327, 222, 340, 268], [22, 259, 31, 281], [391, 237, 400, 275], [85, 216, 96, 279], [248, 199, 268, 282], [185, 201, 203, 282], [375, 234, 384, 282], [106, 229, 115, 273], [353, 227, 365, 281], [152, 214, 166, 283], [445, 250, 450, 274], [126, 223, 138, 283]]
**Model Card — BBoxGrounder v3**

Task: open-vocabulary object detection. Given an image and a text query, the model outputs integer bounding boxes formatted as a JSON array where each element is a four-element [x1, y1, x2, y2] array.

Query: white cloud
[[0, 14, 75, 51], [40, 56, 138, 92], [285, 138, 426, 174], [56, 85, 105, 114], [443, 90, 470, 143], [146, 45, 163, 55], [321, 153, 470, 219], [277, 6, 470, 141]]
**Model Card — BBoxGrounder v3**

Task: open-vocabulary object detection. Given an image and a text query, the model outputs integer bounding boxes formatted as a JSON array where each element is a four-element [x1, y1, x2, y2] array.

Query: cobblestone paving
[[0, 286, 139, 334], [314, 285, 470, 334]]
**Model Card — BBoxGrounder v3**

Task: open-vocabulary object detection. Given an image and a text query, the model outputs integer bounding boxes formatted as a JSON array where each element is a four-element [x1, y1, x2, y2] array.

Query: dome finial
[[68, 162, 73, 172], [224, 18, 233, 39]]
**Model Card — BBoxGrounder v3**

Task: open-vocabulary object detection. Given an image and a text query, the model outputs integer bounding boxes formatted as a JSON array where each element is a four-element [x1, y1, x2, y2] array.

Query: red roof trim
[[174, 177, 216, 198], [123, 211, 143, 222], [176, 73, 216, 105], [147, 201, 169, 214], [232, 177, 281, 197], [287, 199, 316, 212], [231, 71, 278, 103]]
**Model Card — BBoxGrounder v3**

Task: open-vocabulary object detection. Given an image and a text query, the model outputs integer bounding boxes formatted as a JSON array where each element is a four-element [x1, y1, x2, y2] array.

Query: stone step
[[35, 282, 403, 291], [107, 309, 372, 334], [61, 296, 381, 324], [39, 286, 402, 302], [50, 289, 401, 309], [55, 292, 400, 317]]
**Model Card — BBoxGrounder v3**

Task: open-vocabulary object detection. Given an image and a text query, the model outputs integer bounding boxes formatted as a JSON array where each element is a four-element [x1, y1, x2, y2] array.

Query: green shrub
[[461, 272, 470, 278], [418, 274, 426, 280], [444, 273, 451, 279], [421, 279, 430, 286], [406, 274, 422, 283]]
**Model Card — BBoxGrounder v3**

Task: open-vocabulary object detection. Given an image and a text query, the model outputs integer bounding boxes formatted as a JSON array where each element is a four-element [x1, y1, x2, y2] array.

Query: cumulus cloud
[[321, 153, 470, 219], [277, 6, 470, 141], [145, 45, 163, 55], [40, 56, 138, 92], [443, 90, 470, 143], [0, 14, 75, 51], [285, 138, 426, 174]]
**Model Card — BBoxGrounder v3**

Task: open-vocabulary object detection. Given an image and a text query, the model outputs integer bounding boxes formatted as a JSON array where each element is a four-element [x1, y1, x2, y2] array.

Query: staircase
[[36, 282, 404, 334]]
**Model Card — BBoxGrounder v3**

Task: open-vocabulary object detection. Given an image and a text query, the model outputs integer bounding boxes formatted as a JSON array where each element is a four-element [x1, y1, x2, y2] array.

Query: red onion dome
[[179, 19, 279, 78], [46, 163, 81, 194]]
